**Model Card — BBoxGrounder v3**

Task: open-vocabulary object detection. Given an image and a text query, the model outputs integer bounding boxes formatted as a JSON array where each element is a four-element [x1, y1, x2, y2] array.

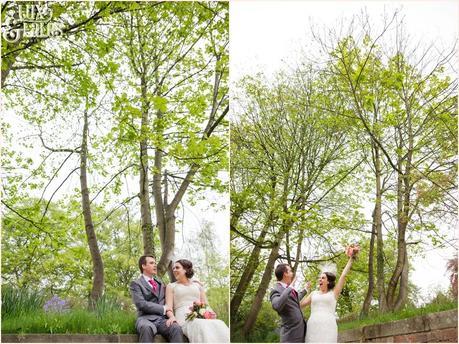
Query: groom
[[130, 255, 183, 343], [270, 264, 307, 343]]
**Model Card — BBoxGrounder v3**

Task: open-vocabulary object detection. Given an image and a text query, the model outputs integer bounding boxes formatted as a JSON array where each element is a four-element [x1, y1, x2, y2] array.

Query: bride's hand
[[166, 316, 177, 327], [305, 281, 312, 291], [345, 244, 360, 258]]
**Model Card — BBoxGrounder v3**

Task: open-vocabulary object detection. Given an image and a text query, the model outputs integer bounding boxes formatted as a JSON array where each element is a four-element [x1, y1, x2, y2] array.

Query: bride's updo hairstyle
[[324, 272, 336, 290], [176, 259, 194, 278]]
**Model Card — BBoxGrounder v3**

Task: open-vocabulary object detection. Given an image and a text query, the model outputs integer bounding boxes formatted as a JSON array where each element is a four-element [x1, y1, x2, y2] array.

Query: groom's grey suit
[[270, 283, 307, 343], [130, 275, 183, 343]]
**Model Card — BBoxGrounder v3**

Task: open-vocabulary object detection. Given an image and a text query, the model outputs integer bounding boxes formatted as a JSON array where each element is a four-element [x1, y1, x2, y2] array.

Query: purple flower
[[43, 295, 70, 313]]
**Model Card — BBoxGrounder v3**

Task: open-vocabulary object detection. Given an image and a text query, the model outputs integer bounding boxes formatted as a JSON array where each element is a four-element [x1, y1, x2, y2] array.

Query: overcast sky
[[230, 0, 458, 303]]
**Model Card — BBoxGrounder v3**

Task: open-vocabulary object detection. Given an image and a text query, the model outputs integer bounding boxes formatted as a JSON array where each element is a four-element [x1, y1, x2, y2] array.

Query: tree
[[231, 70, 362, 338], [111, 1, 229, 277], [315, 11, 457, 312]]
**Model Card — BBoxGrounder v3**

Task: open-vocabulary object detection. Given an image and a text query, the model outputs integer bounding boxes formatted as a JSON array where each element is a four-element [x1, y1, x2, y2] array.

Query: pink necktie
[[149, 279, 158, 293], [291, 288, 298, 298]]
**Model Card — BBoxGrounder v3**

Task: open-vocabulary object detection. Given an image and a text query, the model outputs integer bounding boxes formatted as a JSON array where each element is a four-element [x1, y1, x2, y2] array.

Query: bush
[[231, 301, 280, 343]]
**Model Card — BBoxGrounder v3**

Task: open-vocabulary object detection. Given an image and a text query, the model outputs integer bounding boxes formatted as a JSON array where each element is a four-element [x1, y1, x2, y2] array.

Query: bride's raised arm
[[333, 256, 355, 300], [165, 284, 177, 326]]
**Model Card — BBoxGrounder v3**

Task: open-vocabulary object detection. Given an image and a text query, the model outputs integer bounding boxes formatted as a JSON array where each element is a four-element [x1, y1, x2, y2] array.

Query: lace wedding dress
[[170, 282, 229, 343], [305, 291, 338, 343]]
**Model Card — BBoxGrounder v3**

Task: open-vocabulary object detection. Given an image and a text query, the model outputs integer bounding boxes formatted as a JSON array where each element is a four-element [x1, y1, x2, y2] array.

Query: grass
[[338, 299, 458, 331], [2, 309, 136, 334], [1, 286, 137, 334]]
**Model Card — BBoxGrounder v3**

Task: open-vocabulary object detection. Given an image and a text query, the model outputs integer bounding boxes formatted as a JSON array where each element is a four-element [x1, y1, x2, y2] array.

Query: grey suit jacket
[[130, 275, 167, 323], [270, 283, 307, 343]]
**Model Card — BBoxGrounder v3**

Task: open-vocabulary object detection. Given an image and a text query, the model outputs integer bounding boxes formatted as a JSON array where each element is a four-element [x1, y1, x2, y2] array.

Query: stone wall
[[1, 334, 139, 343], [338, 309, 458, 343]]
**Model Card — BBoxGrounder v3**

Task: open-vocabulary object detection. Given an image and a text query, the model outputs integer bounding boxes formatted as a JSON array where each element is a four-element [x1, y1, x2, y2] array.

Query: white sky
[[231, 0, 458, 81], [230, 0, 458, 303]]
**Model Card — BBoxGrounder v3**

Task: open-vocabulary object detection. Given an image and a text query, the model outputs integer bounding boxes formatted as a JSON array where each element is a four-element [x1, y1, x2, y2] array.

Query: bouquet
[[185, 301, 217, 321], [345, 243, 360, 259]]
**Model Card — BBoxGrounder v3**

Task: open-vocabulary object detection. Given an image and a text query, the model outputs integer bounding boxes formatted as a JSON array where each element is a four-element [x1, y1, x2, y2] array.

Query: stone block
[[427, 328, 458, 343], [393, 332, 428, 342], [338, 327, 363, 342], [425, 310, 458, 331], [367, 335, 394, 342]]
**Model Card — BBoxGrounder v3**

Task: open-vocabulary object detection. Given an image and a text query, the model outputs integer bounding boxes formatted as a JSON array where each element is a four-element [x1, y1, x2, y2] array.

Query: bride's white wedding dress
[[170, 282, 229, 343], [305, 291, 338, 343]]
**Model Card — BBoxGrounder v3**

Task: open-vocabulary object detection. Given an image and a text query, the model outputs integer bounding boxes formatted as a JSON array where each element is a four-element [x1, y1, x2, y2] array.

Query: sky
[[230, 0, 458, 303], [231, 0, 458, 82]]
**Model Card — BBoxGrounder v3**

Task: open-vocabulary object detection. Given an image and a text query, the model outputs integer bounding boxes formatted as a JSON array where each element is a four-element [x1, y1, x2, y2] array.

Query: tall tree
[[112, 2, 229, 277], [320, 12, 457, 311]]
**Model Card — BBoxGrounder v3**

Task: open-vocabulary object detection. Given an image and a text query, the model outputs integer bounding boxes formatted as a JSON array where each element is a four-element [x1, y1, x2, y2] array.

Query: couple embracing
[[130, 255, 229, 343], [270, 245, 360, 343]]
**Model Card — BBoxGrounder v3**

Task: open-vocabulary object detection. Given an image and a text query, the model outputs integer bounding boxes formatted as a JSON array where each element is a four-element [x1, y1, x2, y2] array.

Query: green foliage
[[1, 198, 144, 301], [1, 287, 45, 319], [207, 287, 229, 326], [231, 301, 279, 343]]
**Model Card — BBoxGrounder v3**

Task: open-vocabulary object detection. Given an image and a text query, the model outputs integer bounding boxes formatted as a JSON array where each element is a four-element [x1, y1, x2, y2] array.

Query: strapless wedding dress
[[305, 291, 338, 343], [171, 282, 229, 343]]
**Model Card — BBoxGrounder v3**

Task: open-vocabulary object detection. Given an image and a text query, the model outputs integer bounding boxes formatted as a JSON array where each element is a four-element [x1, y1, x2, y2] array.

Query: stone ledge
[[338, 309, 458, 343], [1, 334, 141, 343]]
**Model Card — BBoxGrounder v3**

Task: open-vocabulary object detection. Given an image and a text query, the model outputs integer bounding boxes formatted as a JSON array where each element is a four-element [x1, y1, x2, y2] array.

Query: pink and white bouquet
[[185, 300, 217, 321], [345, 243, 360, 258]]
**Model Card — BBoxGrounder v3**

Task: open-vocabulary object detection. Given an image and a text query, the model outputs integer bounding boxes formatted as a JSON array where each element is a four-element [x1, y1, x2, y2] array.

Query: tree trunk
[[80, 109, 104, 307], [139, 73, 155, 256], [361, 205, 376, 317], [373, 143, 388, 312], [230, 225, 269, 323], [394, 249, 409, 311], [387, 106, 413, 310], [242, 229, 285, 337]]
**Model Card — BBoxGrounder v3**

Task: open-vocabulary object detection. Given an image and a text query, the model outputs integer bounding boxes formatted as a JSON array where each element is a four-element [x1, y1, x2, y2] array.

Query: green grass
[[1, 309, 136, 334], [338, 299, 458, 331]]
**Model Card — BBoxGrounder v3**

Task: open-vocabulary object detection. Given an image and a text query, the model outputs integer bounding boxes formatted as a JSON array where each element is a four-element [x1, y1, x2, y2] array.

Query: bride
[[300, 245, 360, 343], [165, 259, 230, 343]]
